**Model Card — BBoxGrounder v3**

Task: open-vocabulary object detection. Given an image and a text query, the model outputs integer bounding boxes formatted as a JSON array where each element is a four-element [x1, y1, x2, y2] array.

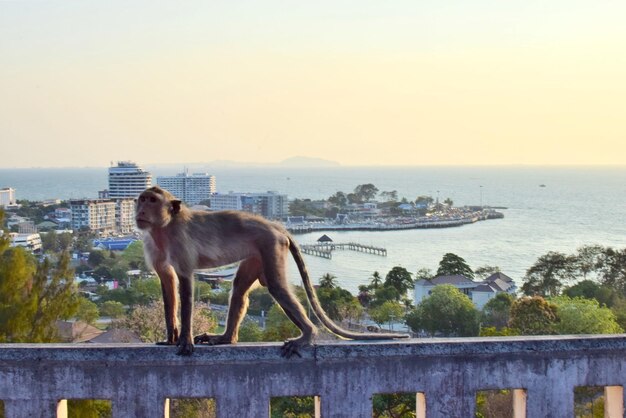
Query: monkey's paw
[[194, 333, 232, 345], [281, 340, 304, 359], [176, 337, 195, 356]]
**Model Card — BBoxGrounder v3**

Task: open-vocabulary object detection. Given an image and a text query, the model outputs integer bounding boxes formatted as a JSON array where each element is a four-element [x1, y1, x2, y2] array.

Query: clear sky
[[1, 1, 626, 168]]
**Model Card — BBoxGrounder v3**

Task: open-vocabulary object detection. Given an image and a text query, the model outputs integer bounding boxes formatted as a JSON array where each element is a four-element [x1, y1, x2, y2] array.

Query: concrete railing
[[0, 335, 625, 417]]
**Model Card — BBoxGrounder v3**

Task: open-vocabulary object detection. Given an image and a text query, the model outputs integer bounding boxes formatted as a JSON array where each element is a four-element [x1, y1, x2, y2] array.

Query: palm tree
[[319, 273, 338, 289], [369, 271, 383, 289]]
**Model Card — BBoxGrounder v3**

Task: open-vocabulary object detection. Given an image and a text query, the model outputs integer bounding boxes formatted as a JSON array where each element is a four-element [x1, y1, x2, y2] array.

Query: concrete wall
[[0, 335, 625, 418]]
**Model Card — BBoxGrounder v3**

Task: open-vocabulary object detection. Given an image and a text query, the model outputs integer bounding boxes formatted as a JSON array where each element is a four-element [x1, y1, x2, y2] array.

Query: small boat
[[539, 184, 546, 188]]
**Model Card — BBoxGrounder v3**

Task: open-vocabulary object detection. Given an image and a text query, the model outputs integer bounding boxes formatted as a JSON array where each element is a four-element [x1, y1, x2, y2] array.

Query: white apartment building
[[0, 187, 16, 207], [210, 191, 289, 219], [70, 199, 117, 234], [9, 233, 43, 252], [70, 198, 136, 234], [115, 198, 136, 234], [107, 161, 152, 199], [157, 172, 216, 205]]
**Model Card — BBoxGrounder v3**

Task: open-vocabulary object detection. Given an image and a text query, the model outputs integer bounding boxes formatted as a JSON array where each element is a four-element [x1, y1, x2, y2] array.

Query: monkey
[[135, 186, 409, 357]]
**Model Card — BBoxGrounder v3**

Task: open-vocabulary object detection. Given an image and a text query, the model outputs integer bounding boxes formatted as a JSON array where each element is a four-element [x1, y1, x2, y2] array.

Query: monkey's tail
[[288, 239, 410, 341]]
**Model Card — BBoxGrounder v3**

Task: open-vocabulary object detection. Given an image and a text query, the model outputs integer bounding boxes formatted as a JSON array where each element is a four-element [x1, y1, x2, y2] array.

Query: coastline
[[287, 211, 504, 234]]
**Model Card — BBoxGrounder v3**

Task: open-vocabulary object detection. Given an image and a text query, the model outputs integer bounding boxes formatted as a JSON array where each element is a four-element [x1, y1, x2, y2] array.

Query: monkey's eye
[[139, 196, 146, 202], [150, 196, 157, 203]]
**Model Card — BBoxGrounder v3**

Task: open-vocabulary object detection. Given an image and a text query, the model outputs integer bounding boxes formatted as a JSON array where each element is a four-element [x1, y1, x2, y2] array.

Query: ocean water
[[2, 165, 626, 294]]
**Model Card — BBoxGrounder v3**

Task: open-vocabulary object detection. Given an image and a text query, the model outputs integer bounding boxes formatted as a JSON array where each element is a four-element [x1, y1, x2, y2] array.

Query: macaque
[[135, 186, 409, 357]]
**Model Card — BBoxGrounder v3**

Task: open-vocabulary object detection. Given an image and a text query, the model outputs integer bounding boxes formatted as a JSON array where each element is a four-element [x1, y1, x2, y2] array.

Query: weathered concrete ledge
[[0, 335, 625, 417]]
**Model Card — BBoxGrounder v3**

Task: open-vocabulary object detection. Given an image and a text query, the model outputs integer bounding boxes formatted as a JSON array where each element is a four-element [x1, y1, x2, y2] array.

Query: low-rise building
[[414, 272, 517, 309], [9, 233, 42, 252]]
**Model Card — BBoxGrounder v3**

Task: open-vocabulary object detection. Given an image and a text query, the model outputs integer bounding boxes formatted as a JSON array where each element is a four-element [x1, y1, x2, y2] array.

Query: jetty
[[300, 242, 387, 259]]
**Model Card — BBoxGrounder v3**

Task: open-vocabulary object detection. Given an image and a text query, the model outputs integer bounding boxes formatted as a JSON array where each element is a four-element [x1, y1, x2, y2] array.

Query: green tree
[[0, 247, 80, 343], [88, 250, 106, 268], [598, 247, 626, 294], [563, 280, 619, 308], [112, 301, 216, 343], [406, 285, 480, 337], [551, 296, 623, 334], [521, 251, 577, 297], [369, 271, 383, 289], [327, 191, 348, 208], [481, 293, 514, 329], [574, 245, 605, 280], [67, 399, 112, 418], [237, 319, 264, 342], [508, 296, 558, 335], [414, 268, 433, 282], [75, 297, 100, 325], [262, 304, 300, 342], [384, 267, 414, 297], [474, 265, 501, 280], [354, 183, 379, 202], [436, 253, 474, 279], [99, 301, 126, 319], [121, 240, 147, 271], [372, 393, 416, 418], [369, 300, 405, 330], [318, 273, 337, 289]]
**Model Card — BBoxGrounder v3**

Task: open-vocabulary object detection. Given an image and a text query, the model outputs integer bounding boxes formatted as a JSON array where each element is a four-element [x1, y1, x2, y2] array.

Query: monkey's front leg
[[176, 274, 194, 356], [156, 266, 179, 345]]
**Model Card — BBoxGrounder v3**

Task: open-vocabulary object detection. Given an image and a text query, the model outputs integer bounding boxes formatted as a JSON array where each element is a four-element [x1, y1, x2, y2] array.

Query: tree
[[262, 304, 300, 342], [508, 296, 558, 335], [384, 267, 413, 297], [327, 191, 348, 208], [369, 300, 405, 330], [481, 292, 515, 329], [598, 247, 626, 294], [99, 301, 126, 319], [563, 280, 618, 308], [406, 285, 480, 337], [474, 265, 501, 280], [379, 190, 398, 203], [436, 253, 474, 279], [521, 251, 577, 297], [551, 296, 623, 334], [354, 183, 379, 202], [319, 273, 337, 289], [112, 301, 216, 343], [574, 245, 605, 280], [0, 248, 80, 343], [75, 297, 100, 325], [443, 197, 453, 206], [88, 250, 106, 268], [369, 271, 383, 289], [372, 393, 416, 418], [414, 268, 433, 282], [121, 240, 147, 271]]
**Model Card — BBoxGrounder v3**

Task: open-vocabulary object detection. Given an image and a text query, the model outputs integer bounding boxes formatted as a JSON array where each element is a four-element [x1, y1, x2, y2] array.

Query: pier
[[300, 242, 387, 259]]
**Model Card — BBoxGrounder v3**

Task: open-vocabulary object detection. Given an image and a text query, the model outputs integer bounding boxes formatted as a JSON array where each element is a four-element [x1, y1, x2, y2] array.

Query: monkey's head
[[135, 186, 182, 230]]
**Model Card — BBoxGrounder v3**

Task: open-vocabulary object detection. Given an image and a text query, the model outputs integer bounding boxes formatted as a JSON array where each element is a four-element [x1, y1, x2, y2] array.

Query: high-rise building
[[108, 161, 152, 199], [209, 191, 288, 219], [156, 171, 216, 205], [0, 187, 16, 207]]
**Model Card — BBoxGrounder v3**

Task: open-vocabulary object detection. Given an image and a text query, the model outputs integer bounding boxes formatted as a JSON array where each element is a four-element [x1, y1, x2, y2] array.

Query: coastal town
[[1, 161, 503, 254]]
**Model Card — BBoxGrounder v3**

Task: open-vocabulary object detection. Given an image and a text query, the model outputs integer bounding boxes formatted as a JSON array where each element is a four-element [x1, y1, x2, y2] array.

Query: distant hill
[[278, 156, 341, 167]]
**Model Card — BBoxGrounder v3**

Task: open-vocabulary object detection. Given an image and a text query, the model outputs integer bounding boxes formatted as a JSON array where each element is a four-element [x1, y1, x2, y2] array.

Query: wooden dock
[[300, 242, 387, 259]]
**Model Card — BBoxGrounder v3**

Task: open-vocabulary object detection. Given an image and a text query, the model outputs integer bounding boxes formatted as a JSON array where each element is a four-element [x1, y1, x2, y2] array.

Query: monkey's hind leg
[[264, 257, 318, 358], [194, 259, 259, 346]]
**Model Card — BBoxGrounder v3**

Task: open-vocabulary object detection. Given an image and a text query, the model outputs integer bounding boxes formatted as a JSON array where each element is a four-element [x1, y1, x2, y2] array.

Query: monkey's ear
[[170, 200, 182, 215]]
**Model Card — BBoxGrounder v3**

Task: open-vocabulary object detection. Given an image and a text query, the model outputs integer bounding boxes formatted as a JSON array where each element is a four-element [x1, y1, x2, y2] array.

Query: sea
[[2, 165, 626, 295]]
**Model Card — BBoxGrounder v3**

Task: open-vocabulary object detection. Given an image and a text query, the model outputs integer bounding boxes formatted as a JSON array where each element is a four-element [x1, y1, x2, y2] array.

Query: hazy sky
[[2, 1, 626, 168]]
